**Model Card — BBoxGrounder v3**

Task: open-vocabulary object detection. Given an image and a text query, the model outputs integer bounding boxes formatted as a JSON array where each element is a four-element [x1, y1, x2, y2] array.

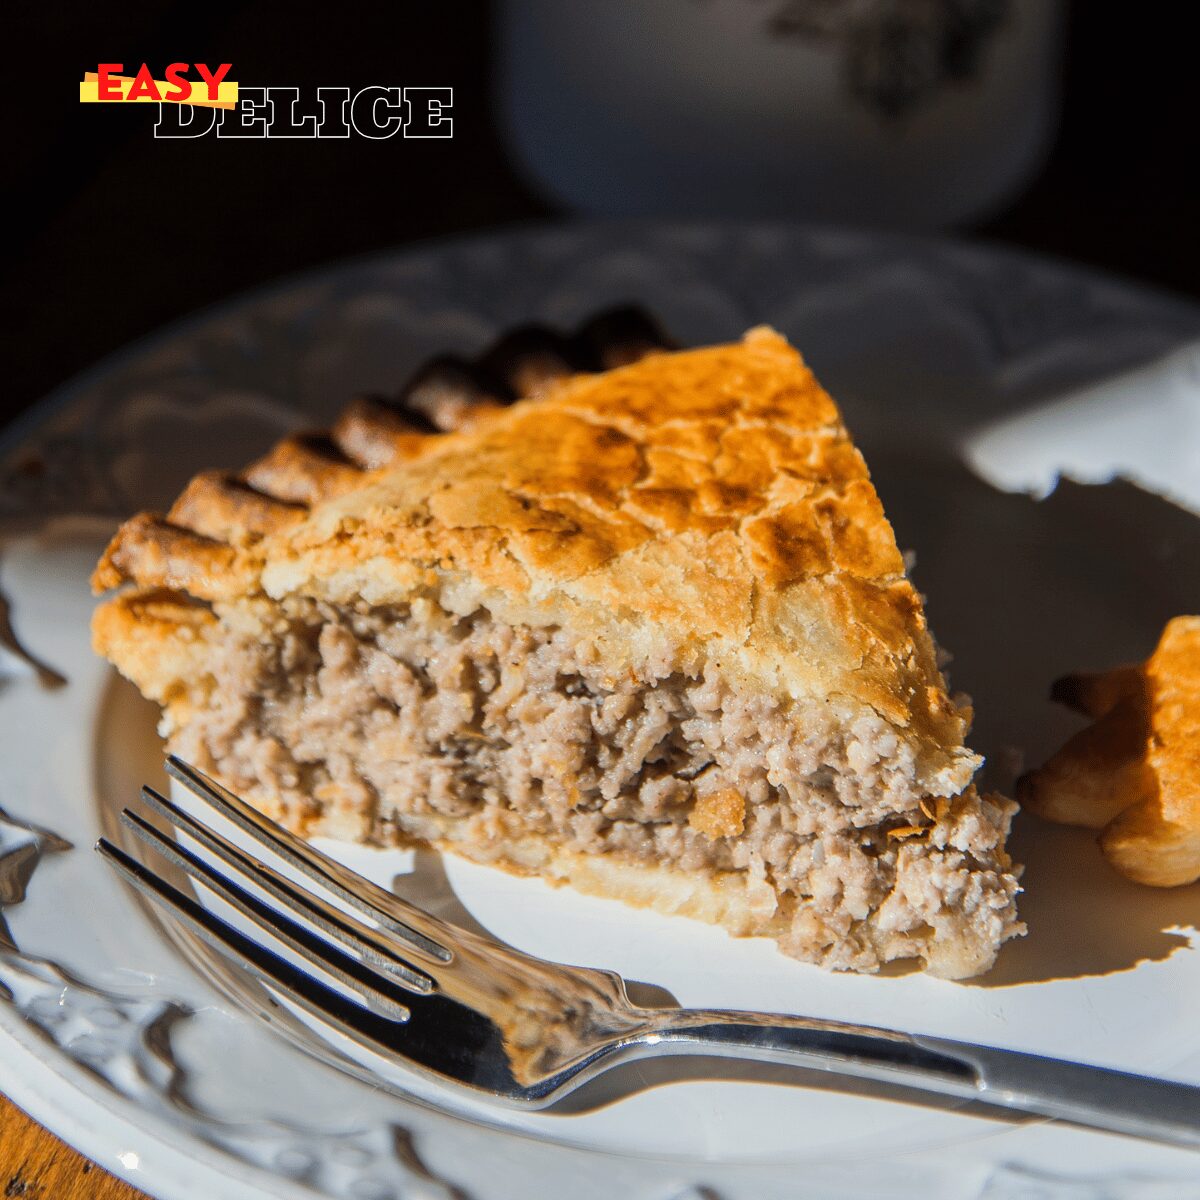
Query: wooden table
[[0, 1094, 146, 1198]]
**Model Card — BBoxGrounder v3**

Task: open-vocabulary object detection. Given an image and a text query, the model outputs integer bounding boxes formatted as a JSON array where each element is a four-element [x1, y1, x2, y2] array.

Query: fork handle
[[645, 1011, 1200, 1148]]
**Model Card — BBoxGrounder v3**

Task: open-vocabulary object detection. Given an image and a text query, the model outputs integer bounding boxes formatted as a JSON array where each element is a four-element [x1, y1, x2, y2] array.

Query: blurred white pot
[[496, 0, 1065, 229]]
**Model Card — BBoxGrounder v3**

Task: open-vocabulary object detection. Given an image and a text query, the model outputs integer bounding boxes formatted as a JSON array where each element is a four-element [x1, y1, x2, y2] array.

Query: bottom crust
[[389, 809, 788, 939], [300, 799, 1007, 981]]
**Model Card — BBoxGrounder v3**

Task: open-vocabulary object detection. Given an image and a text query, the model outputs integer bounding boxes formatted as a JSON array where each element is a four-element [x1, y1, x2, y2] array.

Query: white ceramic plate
[[3, 225, 1200, 1200]]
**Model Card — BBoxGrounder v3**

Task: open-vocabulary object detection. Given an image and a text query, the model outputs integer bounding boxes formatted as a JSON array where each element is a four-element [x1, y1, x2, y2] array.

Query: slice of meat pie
[[93, 319, 1022, 978]]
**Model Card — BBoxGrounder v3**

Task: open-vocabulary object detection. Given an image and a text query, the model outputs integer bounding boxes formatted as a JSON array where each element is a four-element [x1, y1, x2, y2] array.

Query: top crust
[[94, 328, 978, 798]]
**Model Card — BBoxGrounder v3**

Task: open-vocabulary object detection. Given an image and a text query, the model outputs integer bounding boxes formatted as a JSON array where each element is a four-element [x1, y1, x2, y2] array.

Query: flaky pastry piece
[[1019, 616, 1200, 887], [93, 317, 1021, 979]]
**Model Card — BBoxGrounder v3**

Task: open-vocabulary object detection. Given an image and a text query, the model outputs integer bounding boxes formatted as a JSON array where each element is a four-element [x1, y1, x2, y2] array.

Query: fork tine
[[166, 756, 454, 963], [134, 788, 436, 994], [97, 837, 421, 1037], [114, 814, 414, 1022], [97, 837, 532, 1101]]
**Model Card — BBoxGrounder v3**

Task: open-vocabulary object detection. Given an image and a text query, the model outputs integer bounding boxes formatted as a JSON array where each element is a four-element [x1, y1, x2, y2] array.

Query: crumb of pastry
[[1019, 615, 1200, 887]]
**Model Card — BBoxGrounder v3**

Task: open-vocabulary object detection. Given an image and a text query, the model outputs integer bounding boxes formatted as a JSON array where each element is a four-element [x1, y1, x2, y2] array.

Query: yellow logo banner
[[80, 70, 238, 109]]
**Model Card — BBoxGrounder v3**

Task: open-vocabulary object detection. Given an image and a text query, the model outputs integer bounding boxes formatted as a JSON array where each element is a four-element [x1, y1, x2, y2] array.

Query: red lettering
[[194, 62, 232, 102], [125, 63, 162, 102], [163, 63, 191, 102], [96, 64, 123, 101]]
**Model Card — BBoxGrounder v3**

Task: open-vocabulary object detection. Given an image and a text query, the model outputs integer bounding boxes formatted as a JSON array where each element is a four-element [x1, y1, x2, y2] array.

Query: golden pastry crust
[[94, 327, 977, 797], [1019, 615, 1200, 887]]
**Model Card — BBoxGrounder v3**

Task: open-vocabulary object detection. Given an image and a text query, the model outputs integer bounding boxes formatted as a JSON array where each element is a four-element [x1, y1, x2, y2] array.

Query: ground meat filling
[[173, 595, 1021, 974]]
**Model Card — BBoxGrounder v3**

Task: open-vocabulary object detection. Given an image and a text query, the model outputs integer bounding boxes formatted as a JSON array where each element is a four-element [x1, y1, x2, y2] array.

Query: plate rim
[[6, 217, 1200, 465], [0, 996, 310, 1200]]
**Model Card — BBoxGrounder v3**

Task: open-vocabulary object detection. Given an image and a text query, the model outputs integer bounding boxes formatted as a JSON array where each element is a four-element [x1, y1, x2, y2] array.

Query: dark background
[[6, 1, 1200, 434]]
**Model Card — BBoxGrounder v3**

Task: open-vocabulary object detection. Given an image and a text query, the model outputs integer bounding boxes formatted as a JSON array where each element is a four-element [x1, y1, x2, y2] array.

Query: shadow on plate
[[870, 456, 1200, 986]]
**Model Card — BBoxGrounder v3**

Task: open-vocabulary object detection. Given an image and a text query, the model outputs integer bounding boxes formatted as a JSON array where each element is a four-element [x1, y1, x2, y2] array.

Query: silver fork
[[96, 756, 1200, 1148]]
